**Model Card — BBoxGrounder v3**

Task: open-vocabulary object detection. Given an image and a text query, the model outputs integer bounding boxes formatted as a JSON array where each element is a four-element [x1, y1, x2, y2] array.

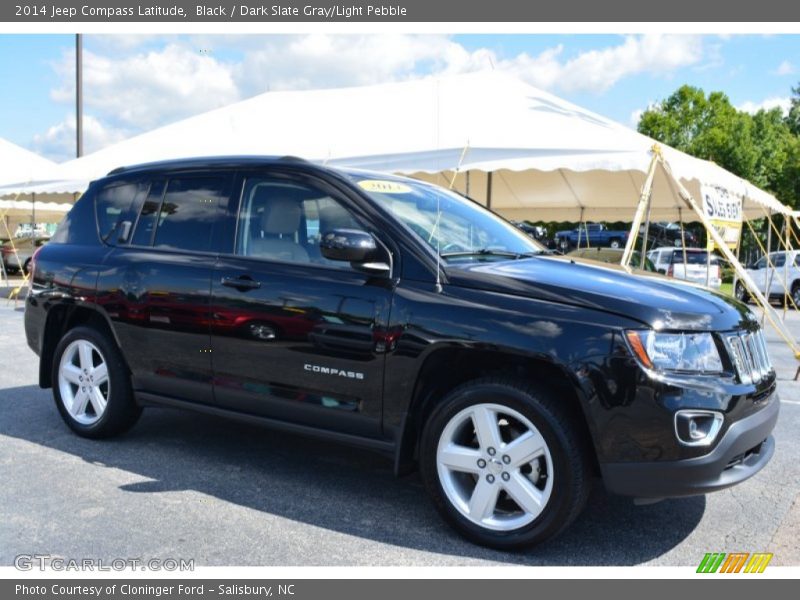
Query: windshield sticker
[[357, 180, 413, 194]]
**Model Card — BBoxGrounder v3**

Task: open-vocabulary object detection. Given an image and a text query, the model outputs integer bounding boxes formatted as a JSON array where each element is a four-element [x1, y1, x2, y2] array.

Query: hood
[[447, 255, 755, 331]]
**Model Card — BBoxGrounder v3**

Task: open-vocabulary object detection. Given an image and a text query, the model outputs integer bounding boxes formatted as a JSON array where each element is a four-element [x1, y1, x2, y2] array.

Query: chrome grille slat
[[725, 329, 772, 385]]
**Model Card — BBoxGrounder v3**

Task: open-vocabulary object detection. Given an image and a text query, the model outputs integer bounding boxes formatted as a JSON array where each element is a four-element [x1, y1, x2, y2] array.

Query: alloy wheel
[[57, 339, 110, 425], [436, 402, 554, 531]]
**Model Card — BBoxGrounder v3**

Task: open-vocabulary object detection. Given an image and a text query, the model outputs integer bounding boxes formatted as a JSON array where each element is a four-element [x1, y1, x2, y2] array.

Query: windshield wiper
[[440, 249, 540, 259]]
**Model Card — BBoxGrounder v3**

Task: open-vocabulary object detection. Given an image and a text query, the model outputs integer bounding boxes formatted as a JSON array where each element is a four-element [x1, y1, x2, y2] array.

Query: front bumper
[[601, 393, 779, 498]]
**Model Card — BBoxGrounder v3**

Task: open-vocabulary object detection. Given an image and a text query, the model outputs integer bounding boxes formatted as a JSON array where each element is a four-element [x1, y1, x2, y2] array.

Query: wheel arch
[[39, 304, 125, 389], [393, 346, 600, 477]]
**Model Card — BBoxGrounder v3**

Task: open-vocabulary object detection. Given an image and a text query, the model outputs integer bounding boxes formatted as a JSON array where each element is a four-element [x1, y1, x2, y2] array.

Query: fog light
[[674, 410, 724, 447]]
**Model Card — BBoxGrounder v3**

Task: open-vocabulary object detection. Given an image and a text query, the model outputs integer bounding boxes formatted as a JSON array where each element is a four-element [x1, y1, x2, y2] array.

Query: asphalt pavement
[[0, 294, 798, 567]]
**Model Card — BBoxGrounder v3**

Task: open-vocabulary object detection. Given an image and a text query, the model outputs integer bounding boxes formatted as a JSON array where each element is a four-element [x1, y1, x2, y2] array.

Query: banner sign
[[701, 183, 742, 251]]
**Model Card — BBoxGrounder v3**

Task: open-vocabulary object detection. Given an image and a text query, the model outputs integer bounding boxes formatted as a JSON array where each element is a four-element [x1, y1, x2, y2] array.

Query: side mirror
[[320, 229, 390, 275]]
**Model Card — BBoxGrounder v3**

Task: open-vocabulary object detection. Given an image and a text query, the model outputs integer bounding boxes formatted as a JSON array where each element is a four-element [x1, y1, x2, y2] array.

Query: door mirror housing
[[320, 229, 390, 274]]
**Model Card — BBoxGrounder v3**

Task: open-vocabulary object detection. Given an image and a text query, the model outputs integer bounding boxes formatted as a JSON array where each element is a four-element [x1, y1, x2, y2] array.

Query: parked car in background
[[555, 223, 630, 251], [735, 250, 800, 307], [1, 236, 49, 275], [511, 221, 558, 251], [647, 247, 722, 289], [511, 221, 547, 241], [566, 247, 655, 272], [640, 222, 698, 248]]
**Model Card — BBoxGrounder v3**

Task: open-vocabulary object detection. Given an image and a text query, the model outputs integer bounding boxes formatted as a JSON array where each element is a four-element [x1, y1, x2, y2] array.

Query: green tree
[[638, 84, 800, 209], [787, 83, 800, 136], [637, 85, 757, 180]]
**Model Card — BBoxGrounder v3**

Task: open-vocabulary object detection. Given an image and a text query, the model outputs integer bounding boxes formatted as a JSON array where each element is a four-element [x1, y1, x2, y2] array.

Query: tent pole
[[679, 207, 688, 274], [486, 172, 493, 210], [465, 171, 470, 198], [732, 217, 742, 300], [640, 192, 652, 269], [621, 149, 660, 268], [660, 157, 800, 361], [784, 215, 790, 319], [764, 211, 773, 326]]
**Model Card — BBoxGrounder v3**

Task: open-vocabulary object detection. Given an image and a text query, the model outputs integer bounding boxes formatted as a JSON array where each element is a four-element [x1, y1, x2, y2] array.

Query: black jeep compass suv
[[25, 157, 779, 549]]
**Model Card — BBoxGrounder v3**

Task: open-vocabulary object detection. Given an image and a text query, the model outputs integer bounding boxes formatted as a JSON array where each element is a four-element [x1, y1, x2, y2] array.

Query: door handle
[[221, 275, 261, 291]]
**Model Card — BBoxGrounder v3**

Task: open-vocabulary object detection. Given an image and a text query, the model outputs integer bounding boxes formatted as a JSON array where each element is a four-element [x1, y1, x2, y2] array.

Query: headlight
[[625, 330, 723, 373]]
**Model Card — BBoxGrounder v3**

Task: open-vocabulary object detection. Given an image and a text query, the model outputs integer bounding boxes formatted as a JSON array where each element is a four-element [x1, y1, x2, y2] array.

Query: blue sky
[[0, 33, 797, 162]]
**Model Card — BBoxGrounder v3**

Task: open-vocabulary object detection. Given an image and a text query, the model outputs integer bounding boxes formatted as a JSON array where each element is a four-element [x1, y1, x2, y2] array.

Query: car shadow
[[0, 384, 705, 565]]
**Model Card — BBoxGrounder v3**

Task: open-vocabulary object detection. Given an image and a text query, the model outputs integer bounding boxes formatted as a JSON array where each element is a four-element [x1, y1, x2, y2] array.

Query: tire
[[420, 377, 591, 550], [22, 258, 31, 276], [558, 239, 570, 252], [735, 282, 750, 304], [609, 238, 621, 249], [791, 282, 800, 310], [52, 325, 141, 438]]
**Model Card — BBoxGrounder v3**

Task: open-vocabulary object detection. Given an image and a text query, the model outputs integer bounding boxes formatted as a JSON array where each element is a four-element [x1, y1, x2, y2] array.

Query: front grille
[[724, 329, 773, 385]]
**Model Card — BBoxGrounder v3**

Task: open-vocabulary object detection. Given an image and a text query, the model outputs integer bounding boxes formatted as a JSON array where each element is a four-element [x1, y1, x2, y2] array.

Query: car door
[[97, 174, 233, 405], [209, 170, 394, 437], [767, 252, 787, 296], [748, 255, 768, 293]]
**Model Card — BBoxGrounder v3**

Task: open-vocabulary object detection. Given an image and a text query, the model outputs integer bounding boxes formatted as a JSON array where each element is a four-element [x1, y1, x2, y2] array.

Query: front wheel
[[420, 378, 591, 550], [52, 325, 141, 438], [609, 238, 621, 249]]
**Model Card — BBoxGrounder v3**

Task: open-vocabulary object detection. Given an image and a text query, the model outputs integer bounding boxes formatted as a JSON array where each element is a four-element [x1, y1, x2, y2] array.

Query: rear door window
[[153, 177, 226, 252], [129, 176, 229, 253]]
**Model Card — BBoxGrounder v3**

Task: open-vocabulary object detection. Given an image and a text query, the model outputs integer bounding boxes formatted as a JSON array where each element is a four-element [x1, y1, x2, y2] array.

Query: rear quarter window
[[95, 182, 147, 243]]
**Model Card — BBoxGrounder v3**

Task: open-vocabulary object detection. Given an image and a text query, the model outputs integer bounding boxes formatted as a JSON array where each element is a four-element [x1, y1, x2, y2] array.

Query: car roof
[[106, 155, 316, 176], [103, 156, 425, 188]]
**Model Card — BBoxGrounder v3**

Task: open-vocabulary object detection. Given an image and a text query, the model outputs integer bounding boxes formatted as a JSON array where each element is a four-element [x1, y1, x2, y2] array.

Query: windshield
[[345, 174, 544, 262]]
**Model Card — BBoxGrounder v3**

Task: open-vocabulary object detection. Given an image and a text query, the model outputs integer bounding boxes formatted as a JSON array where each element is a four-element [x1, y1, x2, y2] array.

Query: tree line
[[637, 84, 800, 211]]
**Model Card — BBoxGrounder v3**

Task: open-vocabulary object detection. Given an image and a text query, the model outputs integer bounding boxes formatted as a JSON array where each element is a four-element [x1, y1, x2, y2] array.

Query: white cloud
[[774, 60, 795, 76], [494, 34, 703, 94], [32, 114, 129, 161], [629, 108, 645, 127], [737, 97, 791, 115], [39, 34, 707, 156], [51, 43, 240, 131]]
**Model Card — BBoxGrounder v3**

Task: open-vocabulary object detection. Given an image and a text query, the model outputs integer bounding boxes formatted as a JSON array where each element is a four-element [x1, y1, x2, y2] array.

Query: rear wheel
[[420, 377, 591, 550], [791, 282, 800, 309], [609, 238, 621, 249], [22, 258, 31, 276], [52, 325, 141, 438]]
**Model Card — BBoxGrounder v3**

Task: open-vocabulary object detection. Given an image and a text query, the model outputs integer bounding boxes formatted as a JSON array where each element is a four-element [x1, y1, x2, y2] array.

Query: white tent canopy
[[0, 73, 789, 221], [0, 137, 59, 186], [0, 138, 74, 228]]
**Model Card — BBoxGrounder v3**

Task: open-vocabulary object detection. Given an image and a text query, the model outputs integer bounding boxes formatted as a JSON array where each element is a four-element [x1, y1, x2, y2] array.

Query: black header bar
[[3, 0, 800, 22]]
